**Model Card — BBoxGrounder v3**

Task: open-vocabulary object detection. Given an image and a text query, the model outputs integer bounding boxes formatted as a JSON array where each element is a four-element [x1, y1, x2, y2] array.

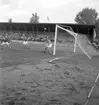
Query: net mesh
[[77, 34, 99, 58]]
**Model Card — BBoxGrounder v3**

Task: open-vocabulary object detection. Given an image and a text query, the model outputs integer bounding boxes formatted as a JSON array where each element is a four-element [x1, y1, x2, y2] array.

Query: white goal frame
[[53, 24, 92, 59], [53, 24, 77, 55]]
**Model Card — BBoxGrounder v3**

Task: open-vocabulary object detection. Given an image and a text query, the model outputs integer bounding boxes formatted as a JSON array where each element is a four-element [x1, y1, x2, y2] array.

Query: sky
[[0, 0, 99, 23]]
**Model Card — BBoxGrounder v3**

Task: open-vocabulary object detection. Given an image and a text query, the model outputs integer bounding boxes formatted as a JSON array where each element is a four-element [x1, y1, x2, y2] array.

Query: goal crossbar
[[53, 25, 91, 59], [59, 24, 74, 32]]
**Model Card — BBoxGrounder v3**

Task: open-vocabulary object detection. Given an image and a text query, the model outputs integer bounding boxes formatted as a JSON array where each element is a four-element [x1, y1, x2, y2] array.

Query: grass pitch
[[0, 40, 99, 105]]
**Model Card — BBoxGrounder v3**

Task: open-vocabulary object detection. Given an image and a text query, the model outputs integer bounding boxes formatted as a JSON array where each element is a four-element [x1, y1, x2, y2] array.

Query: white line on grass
[[48, 56, 64, 63], [48, 53, 75, 63], [12, 40, 44, 44], [84, 72, 99, 105], [12, 40, 75, 48]]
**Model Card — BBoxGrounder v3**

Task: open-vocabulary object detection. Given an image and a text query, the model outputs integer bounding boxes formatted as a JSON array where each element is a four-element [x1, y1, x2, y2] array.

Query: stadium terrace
[[0, 22, 95, 35]]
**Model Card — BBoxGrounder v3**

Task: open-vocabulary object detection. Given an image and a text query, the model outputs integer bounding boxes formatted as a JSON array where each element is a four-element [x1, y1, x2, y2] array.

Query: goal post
[[53, 25, 58, 55], [53, 24, 77, 55], [53, 24, 92, 59], [74, 34, 77, 52]]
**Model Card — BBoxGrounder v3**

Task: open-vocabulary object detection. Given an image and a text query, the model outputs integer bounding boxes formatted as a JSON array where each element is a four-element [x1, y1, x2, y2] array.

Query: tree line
[[75, 7, 99, 38], [8, 13, 39, 23], [8, 7, 99, 25]]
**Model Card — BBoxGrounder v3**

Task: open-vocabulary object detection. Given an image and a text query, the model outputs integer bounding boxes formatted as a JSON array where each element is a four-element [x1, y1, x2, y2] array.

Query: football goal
[[52, 25, 98, 59]]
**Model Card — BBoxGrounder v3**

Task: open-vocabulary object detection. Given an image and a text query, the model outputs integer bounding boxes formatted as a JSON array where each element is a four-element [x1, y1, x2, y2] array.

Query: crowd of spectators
[[0, 30, 55, 42], [2, 30, 99, 49], [0, 30, 69, 43]]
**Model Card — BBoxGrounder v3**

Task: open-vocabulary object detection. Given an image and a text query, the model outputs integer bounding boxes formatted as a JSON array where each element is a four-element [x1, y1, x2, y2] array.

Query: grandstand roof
[[0, 22, 95, 35]]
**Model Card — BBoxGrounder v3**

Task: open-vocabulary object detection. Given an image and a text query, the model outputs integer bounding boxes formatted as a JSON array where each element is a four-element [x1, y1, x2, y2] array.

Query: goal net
[[53, 25, 99, 59]]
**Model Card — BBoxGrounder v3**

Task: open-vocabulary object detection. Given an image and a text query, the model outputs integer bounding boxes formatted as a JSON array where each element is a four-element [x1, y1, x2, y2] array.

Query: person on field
[[0, 37, 11, 49], [44, 36, 52, 54], [23, 37, 30, 49]]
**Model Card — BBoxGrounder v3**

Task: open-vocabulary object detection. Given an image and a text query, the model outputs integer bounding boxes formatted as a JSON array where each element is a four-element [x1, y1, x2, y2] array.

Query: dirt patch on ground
[[0, 56, 99, 105]]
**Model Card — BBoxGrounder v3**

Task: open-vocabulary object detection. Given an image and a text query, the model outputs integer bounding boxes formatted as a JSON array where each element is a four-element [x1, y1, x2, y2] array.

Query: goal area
[[52, 25, 99, 59]]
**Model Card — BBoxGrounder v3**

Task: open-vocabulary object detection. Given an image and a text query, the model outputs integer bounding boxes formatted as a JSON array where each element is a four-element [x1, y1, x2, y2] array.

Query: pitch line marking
[[48, 56, 64, 63]]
